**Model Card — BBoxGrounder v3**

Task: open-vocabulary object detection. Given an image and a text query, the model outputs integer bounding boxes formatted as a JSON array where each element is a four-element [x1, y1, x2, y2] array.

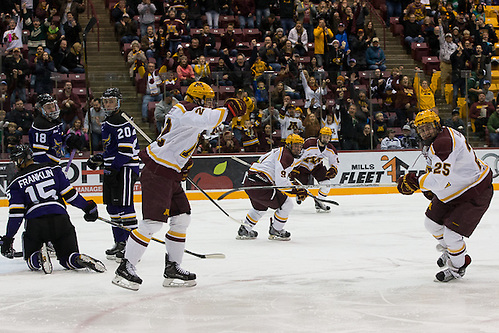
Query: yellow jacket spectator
[[413, 68, 438, 111], [313, 18, 334, 67], [250, 56, 272, 81]]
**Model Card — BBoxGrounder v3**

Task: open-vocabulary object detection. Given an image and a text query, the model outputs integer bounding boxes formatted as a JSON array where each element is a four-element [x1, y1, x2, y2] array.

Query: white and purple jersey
[[29, 116, 65, 165]]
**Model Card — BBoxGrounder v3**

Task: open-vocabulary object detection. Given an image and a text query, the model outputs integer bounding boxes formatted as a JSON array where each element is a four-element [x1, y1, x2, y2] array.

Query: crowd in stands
[[3, 0, 499, 154]]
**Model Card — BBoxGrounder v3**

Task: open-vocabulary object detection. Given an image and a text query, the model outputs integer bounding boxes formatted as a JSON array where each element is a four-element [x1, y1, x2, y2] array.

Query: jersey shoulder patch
[[432, 128, 453, 161]]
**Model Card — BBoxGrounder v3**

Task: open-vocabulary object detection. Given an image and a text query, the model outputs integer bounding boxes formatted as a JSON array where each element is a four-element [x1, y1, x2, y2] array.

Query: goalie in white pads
[[397, 110, 493, 282], [112, 82, 247, 290], [288, 127, 339, 213], [237, 134, 306, 241]]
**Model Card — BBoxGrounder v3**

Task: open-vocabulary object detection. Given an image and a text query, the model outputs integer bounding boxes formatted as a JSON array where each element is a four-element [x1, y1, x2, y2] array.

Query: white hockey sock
[[126, 229, 150, 266], [165, 236, 185, 264]]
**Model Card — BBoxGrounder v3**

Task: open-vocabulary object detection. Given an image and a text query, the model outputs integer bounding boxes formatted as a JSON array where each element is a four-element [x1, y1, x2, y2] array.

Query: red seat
[[219, 15, 236, 28], [242, 29, 261, 42], [218, 85, 235, 99], [422, 56, 440, 75], [411, 42, 429, 62], [389, 17, 399, 34], [67, 73, 86, 88]]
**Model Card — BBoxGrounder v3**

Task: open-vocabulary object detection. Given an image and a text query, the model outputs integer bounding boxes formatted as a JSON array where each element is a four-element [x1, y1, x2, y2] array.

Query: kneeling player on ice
[[288, 127, 339, 213], [397, 110, 493, 282], [112, 82, 247, 291], [0, 145, 105, 274], [237, 134, 307, 241]]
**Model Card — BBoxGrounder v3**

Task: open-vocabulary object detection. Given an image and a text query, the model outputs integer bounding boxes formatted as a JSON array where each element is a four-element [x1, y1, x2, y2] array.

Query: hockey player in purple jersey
[[28, 94, 65, 165], [0, 145, 105, 274], [86, 88, 140, 261]]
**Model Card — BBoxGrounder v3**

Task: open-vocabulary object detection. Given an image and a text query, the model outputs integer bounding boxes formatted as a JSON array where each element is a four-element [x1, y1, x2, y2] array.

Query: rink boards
[[1, 149, 499, 205]]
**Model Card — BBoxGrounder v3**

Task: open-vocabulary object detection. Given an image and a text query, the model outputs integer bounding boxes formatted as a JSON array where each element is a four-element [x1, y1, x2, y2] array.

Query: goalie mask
[[185, 81, 215, 108], [414, 110, 441, 146], [285, 134, 304, 158], [10, 144, 33, 169], [101, 88, 122, 117], [36, 94, 60, 120]]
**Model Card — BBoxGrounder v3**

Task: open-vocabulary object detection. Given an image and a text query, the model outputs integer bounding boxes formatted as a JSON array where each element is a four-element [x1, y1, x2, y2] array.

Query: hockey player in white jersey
[[237, 134, 307, 241], [112, 82, 247, 290], [289, 127, 340, 213], [397, 110, 493, 282]]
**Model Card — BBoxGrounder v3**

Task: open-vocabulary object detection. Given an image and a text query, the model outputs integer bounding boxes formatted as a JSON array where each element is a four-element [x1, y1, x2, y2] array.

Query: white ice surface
[[1, 193, 499, 333]]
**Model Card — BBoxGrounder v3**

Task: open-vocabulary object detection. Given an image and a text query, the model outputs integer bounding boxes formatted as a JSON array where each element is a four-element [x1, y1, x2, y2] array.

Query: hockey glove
[[325, 165, 338, 180], [104, 168, 120, 186], [224, 98, 247, 121], [86, 154, 104, 170], [0, 235, 15, 259], [291, 188, 308, 202], [422, 191, 435, 201], [65, 133, 83, 152], [83, 200, 98, 222], [397, 173, 420, 195], [180, 159, 193, 181]]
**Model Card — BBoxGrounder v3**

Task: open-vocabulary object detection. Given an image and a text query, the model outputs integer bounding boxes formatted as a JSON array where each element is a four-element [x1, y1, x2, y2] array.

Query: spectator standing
[[233, 0, 255, 29], [204, 0, 220, 29], [137, 0, 156, 37], [162, 7, 184, 53], [438, 23, 458, 98], [313, 18, 334, 68], [288, 21, 309, 56], [137, 61, 165, 122], [393, 75, 417, 127], [255, 0, 273, 28], [4, 47, 29, 104], [279, 0, 295, 34], [56, 81, 83, 131], [413, 68, 438, 112], [358, 123, 375, 150], [34, 51, 55, 95], [2, 13, 23, 52], [63, 12, 82, 47], [84, 98, 106, 152]]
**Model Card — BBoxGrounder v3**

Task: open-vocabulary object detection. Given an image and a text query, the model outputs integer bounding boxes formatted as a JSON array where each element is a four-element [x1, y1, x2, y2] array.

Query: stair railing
[[86, 0, 101, 51], [366, 0, 386, 50]]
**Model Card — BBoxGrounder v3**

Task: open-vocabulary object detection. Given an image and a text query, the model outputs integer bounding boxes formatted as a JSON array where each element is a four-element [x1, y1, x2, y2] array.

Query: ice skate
[[46, 241, 57, 257], [105, 241, 125, 262], [39, 243, 53, 274], [163, 254, 196, 287], [76, 254, 106, 273], [436, 249, 450, 268], [315, 200, 331, 213], [112, 258, 142, 291], [268, 223, 291, 241], [435, 254, 471, 282], [236, 225, 258, 240]]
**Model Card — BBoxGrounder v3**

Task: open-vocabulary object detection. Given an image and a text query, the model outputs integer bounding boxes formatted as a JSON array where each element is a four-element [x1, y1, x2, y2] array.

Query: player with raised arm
[[289, 127, 339, 213], [0, 145, 105, 274], [237, 133, 306, 241], [112, 82, 246, 290], [397, 110, 493, 282], [29, 94, 65, 165], [86, 88, 140, 262]]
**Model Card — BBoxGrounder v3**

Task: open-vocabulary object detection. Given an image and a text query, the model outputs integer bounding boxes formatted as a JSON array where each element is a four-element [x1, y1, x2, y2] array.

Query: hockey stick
[[120, 112, 242, 225], [186, 178, 242, 224], [64, 149, 77, 174], [230, 156, 339, 205], [97, 217, 225, 259]]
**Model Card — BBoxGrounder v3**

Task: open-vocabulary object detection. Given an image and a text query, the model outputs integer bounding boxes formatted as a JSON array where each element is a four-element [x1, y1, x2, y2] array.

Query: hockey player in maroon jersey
[[112, 82, 246, 290], [289, 127, 340, 213], [397, 110, 493, 282], [237, 134, 307, 241]]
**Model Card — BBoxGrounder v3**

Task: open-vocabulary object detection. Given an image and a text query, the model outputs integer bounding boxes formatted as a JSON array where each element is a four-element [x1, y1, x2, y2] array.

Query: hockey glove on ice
[[0, 235, 15, 259], [83, 200, 99, 222], [325, 165, 338, 179], [180, 159, 193, 181], [86, 154, 104, 170], [224, 98, 247, 121], [397, 172, 420, 195]]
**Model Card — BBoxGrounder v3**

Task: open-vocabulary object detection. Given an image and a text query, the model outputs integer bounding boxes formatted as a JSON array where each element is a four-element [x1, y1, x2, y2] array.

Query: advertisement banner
[[1, 149, 498, 200]]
